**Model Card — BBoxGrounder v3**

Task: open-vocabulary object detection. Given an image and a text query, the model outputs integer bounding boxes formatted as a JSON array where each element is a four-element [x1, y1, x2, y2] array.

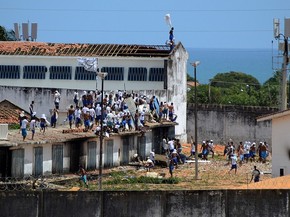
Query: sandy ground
[[86, 143, 283, 191], [57, 143, 289, 191]]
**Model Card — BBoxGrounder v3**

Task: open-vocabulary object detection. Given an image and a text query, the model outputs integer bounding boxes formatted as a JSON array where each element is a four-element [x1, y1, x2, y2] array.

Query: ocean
[[186, 48, 279, 84]]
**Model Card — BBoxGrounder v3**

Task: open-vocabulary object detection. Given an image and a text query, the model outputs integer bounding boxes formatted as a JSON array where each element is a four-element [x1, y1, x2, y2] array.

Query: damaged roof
[[0, 99, 29, 125], [0, 42, 171, 58]]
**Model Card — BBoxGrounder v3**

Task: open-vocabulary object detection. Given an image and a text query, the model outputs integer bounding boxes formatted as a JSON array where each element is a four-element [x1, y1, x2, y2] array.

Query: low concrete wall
[[187, 104, 277, 146], [0, 190, 289, 217]]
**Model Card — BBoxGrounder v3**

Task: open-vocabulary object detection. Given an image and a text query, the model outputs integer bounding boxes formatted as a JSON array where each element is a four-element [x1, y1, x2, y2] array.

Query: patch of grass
[[104, 176, 180, 185], [9, 123, 20, 130]]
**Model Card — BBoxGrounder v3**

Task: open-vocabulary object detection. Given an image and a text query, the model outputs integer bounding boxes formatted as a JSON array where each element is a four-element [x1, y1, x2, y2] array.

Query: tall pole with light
[[191, 61, 200, 180], [77, 57, 107, 190], [98, 72, 107, 190]]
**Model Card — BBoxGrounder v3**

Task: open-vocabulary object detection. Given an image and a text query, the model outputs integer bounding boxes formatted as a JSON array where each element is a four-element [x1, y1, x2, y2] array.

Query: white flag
[[165, 14, 172, 28], [77, 57, 98, 72]]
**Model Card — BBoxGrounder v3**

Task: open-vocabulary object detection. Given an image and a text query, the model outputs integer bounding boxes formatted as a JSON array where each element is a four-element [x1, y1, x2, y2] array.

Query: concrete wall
[[0, 190, 289, 217], [186, 104, 276, 145]]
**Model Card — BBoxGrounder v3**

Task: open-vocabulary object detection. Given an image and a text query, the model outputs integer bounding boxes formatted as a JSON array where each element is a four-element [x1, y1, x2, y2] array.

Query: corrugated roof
[[0, 42, 171, 58]]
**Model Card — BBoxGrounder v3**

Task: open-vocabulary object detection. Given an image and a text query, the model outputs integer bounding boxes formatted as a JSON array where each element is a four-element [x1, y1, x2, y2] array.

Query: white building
[[257, 110, 290, 177], [0, 41, 188, 142]]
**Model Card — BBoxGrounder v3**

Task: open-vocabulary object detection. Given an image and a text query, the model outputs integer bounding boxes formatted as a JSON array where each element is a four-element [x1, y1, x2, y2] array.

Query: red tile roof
[[0, 42, 171, 58], [0, 100, 29, 125]]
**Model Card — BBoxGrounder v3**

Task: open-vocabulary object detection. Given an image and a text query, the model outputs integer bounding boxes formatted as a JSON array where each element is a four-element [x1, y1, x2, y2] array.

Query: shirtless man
[[67, 105, 75, 129]]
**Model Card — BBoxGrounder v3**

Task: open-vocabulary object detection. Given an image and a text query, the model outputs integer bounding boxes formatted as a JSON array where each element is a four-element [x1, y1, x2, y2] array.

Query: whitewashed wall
[[272, 116, 290, 177]]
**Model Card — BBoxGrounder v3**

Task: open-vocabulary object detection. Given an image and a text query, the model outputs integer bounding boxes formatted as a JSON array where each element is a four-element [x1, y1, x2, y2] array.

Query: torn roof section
[[0, 42, 172, 58]]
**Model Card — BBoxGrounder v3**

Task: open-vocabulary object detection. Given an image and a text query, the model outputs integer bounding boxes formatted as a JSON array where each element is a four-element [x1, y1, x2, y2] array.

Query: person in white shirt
[[229, 154, 238, 174], [145, 157, 154, 172], [89, 106, 96, 129], [95, 104, 102, 126], [54, 90, 61, 109], [82, 105, 89, 115], [21, 116, 29, 141], [106, 111, 115, 128], [30, 117, 37, 140], [162, 137, 168, 154], [74, 106, 82, 128], [168, 138, 175, 153], [243, 141, 250, 163], [149, 149, 155, 163]]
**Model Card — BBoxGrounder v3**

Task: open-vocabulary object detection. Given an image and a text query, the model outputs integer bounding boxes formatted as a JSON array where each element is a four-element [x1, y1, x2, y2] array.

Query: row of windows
[[23, 66, 47, 79], [0, 65, 20, 79], [75, 67, 96, 80], [0, 65, 165, 81], [102, 67, 124, 81]]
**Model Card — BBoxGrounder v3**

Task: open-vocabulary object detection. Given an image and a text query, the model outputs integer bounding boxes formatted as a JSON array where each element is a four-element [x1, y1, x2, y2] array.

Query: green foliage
[[211, 71, 260, 89], [0, 26, 17, 41], [8, 123, 20, 130], [187, 71, 280, 107]]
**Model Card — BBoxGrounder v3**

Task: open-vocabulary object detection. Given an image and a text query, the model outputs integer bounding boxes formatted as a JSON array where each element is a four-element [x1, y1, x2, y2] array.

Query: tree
[[211, 71, 260, 90], [187, 71, 279, 106], [0, 26, 17, 41]]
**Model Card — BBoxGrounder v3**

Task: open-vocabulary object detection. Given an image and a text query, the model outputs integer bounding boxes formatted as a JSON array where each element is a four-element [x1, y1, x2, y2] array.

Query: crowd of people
[[147, 137, 269, 180], [18, 89, 178, 140], [69, 90, 178, 135]]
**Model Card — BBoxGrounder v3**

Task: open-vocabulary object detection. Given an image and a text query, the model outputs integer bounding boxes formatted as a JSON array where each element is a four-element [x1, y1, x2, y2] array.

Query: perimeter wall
[[0, 190, 288, 217], [186, 104, 277, 146]]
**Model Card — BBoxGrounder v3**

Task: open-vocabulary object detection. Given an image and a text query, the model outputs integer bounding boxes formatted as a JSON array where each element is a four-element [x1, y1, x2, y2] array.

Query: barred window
[[128, 67, 147, 81], [101, 67, 124, 81], [0, 65, 20, 79], [49, 66, 72, 80], [149, 68, 165, 81], [23, 65, 47, 79], [75, 66, 96, 80]]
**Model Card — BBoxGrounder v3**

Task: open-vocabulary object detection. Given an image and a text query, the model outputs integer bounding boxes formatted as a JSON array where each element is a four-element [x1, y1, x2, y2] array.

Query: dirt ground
[[69, 143, 289, 191]]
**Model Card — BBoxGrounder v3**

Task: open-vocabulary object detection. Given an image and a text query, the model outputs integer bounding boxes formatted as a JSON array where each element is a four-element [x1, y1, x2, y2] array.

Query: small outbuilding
[[257, 110, 290, 177]]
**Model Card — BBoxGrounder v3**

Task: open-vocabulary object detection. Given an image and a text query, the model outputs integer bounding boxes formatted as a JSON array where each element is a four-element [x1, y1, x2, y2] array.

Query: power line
[[38, 29, 272, 33], [0, 8, 290, 12]]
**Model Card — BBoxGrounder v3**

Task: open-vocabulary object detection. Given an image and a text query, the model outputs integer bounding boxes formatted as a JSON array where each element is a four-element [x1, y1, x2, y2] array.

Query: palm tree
[[0, 26, 17, 41]]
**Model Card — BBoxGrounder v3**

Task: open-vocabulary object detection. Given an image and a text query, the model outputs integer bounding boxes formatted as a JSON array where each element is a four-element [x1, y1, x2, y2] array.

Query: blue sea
[[186, 48, 278, 84]]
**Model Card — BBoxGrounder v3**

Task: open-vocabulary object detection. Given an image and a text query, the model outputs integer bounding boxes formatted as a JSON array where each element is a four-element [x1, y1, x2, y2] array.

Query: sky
[[1, 0, 290, 50]]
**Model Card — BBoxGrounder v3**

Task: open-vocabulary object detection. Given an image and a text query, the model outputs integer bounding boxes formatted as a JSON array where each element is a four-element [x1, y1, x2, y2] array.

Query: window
[[128, 67, 147, 81], [149, 68, 165, 81], [23, 65, 47, 79], [101, 67, 124, 80], [75, 66, 96, 80], [49, 66, 72, 80], [0, 65, 20, 79]]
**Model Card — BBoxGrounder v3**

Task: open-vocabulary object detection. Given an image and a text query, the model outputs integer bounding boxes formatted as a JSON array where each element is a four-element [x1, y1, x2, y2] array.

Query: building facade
[[258, 110, 290, 178], [0, 42, 188, 141]]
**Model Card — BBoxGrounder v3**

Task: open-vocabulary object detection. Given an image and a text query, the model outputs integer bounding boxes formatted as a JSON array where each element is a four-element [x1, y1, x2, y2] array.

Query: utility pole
[[273, 18, 289, 111], [281, 39, 288, 111]]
